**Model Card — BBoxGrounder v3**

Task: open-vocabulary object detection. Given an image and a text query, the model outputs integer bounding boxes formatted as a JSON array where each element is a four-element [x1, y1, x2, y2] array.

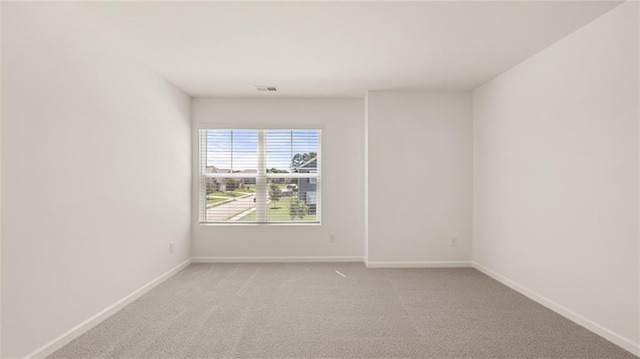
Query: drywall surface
[[366, 91, 472, 264], [192, 98, 365, 259], [638, 1, 640, 350], [1, 3, 191, 357], [0, 3, 3, 355], [473, 2, 639, 351]]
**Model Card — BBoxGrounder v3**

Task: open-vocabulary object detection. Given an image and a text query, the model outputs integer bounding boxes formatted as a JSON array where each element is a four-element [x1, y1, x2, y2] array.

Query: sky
[[205, 129, 319, 171]]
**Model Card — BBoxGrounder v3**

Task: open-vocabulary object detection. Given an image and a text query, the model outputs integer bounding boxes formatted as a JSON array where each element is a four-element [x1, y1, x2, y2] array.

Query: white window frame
[[198, 127, 321, 225]]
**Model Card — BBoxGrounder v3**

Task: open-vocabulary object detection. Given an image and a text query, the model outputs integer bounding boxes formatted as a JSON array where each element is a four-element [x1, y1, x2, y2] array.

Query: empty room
[[1, 1, 639, 358]]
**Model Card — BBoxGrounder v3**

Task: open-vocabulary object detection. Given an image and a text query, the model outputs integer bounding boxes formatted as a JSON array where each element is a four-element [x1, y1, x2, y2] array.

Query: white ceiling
[[67, 1, 622, 98]]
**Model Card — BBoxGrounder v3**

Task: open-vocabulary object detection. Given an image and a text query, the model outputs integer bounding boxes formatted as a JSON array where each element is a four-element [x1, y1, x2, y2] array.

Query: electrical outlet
[[329, 234, 336, 243], [451, 238, 457, 247], [169, 242, 175, 254]]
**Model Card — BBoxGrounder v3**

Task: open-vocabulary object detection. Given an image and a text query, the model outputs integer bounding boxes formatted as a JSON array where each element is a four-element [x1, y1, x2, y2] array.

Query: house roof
[[295, 156, 317, 170]]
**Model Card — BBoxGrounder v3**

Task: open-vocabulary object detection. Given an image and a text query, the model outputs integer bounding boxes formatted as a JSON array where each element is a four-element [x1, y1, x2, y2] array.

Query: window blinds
[[199, 129, 321, 224]]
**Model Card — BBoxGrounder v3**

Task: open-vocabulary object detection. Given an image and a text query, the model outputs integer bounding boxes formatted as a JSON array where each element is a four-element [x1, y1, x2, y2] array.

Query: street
[[206, 195, 255, 222]]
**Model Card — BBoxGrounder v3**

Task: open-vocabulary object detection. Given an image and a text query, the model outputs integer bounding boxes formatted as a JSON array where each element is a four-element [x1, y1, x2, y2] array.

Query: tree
[[289, 196, 309, 220], [206, 179, 217, 194], [290, 152, 317, 172], [268, 182, 282, 208]]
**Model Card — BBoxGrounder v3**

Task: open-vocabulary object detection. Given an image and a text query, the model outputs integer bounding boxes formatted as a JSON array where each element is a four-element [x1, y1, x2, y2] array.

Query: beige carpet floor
[[49, 263, 636, 358]]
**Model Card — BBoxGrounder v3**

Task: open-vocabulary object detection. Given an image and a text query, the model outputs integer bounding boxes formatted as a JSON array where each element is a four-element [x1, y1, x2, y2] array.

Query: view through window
[[199, 129, 321, 224]]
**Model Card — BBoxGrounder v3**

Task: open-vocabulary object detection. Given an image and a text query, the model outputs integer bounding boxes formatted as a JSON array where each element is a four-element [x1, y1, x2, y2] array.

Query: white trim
[[198, 130, 207, 222], [199, 128, 322, 225], [256, 129, 267, 222], [316, 131, 322, 224], [267, 173, 318, 179], [204, 172, 259, 179], [472, 261, 640, 357], [365, 261, 472, 268], [198, 222, 320, 226], [197, 124, 324, 130], [24, 259, 192, 359], [205, 173, 319, 179], [192, 256, 364, 263], [363, 93, 369, 265]]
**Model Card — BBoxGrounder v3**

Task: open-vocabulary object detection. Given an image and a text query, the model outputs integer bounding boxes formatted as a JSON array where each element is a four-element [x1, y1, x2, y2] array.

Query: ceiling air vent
[[255, 86, 278, 92]]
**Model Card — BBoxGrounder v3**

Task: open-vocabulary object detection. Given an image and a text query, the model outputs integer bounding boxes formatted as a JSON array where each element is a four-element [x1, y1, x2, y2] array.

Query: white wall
[[0, 3, 3, 355], [1, 3, 192, 358], [637, 1, 640, 350], [473, 2, 639, 353], [366, 91, 472, 266], [192, 98, 364, 260]]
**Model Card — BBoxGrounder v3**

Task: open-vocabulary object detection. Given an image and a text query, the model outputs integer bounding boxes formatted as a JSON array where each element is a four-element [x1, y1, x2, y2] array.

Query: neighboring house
[[205, 166, 232, 192], [266, 168, 288, 184], [240, 169, 257, 185], [295, 157, 318, 214], [205, 166, 231, 175]]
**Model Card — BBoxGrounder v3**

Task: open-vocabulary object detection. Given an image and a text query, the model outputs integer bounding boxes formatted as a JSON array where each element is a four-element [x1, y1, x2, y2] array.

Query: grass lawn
[[206, 191, 251, 207], [209, 191, 251, 198], [206, 197, 229, 206], [268, 182, 296, 190], [239, 197, 316, 222], [237, 186, 256, 193]]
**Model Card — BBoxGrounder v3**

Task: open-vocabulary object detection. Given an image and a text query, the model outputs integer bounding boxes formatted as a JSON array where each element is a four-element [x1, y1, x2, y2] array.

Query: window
[[199, 129, 321, 224]]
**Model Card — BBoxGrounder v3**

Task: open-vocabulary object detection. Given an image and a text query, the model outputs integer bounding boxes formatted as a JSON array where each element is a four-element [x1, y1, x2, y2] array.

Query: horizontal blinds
[[204, 173, 318, 179], [199, 129, 320, 224]]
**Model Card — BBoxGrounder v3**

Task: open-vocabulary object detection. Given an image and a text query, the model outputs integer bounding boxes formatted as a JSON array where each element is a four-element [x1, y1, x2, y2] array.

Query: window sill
[[198, 222, 321, 227]]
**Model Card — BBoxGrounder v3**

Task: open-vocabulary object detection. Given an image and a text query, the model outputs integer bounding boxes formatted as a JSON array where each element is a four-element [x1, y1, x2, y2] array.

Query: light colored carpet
[[49, 263, 636, 358]]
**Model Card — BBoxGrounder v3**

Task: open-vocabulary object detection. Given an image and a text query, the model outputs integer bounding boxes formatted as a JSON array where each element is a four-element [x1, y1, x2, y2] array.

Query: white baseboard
[[192, 256, 364, 263], [24, 258, 192, 359], [472, 261, 640, 357], [365, 261, 471, 268]]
